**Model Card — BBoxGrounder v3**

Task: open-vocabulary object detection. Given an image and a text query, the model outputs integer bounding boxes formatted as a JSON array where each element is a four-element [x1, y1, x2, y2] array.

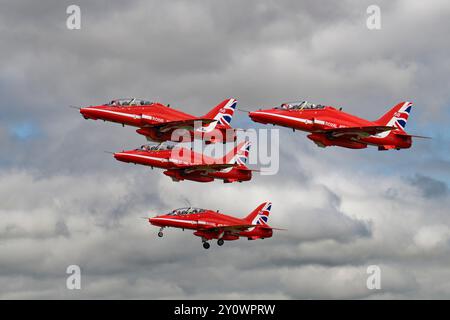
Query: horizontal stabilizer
[[396, 132, 432, 139]]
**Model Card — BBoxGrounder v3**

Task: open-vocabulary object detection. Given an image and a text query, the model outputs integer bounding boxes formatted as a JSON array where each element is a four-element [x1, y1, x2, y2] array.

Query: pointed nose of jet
[[113, 151, 131, 163], [79, 106, 98, 120], [149, 216, 163, 226], [248, 110, 268, 124]]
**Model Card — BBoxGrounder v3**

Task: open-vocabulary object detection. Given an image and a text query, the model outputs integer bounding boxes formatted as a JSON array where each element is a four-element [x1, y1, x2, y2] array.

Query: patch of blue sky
[[8, 121, 41, 141]]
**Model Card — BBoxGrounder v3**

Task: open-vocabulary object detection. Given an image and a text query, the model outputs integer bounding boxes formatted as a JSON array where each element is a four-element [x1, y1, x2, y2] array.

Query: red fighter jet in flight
[[149, 202, 280, 249], [78, 97, 237, 143], [249, 101, 429, 150], [113, 141, 253, 183]]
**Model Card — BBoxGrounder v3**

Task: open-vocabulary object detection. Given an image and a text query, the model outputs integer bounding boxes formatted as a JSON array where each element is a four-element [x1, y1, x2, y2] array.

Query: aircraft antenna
[[183, 197, 191, 208]]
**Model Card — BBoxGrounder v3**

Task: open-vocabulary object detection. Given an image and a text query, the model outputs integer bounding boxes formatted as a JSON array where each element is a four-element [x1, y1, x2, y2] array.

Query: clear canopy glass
[[275, 101, 324, 110], [137, 143, 175, 151], [105, 98, 153, 106], [167, 207, 206, 216]]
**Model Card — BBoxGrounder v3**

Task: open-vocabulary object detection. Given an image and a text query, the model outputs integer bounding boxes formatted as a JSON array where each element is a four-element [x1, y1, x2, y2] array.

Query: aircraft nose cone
[[79, 107, 96, 120], [79, 108, 87, 117], [113, 152, 128, 162], [248, 111, 265, 123], [149, 217, 162, 226]]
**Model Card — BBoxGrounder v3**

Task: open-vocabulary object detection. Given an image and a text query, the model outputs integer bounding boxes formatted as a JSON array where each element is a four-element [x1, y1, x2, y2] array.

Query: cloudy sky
[[1, 0, 450, 299]]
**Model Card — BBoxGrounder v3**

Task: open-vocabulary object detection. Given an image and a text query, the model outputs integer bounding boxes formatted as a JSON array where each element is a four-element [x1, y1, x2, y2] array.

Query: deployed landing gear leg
[[158, 227, 164, 238], [202, 238, 210, 249], [217, 239, 224, 246]]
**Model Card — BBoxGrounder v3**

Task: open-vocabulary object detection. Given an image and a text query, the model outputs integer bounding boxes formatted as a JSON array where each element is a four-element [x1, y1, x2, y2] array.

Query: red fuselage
[[80, 102, 234, 143], [149, 210, 272, 241], [113, 147, 252, 183], [249, 107, 412, 150]]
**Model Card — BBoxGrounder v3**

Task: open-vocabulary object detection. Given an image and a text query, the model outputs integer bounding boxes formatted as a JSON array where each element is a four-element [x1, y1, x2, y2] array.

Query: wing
[[173, 163, 235, 172], [142, 118, 217, 133], [319, 125, 395, 138], [198, 224, 259, 232]]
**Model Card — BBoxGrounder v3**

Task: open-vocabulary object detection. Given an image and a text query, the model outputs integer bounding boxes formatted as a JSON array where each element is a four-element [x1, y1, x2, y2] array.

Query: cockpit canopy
[[137, 143, 175, 151], [105, 98, 153, 106], [167, 207, 206, 216], [275, 101, 325, 110]]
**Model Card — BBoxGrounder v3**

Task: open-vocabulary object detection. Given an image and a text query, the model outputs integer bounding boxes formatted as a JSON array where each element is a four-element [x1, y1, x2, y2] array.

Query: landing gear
[[157, 227, 164, 238], [200, 237, 211, 249], [217, 239, 224, 246]]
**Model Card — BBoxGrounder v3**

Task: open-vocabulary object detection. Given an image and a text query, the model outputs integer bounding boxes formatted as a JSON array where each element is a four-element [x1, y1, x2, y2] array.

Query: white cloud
[[1, 0, 450, 299]]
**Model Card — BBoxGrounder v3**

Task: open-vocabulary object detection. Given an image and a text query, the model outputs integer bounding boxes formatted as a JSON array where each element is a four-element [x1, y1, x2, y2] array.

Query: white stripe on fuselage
[[115, 153, 170, 162], [151, 217, 218, 226], [254, 112, 314, 125], [87, 108, 139, 119], [254, 112, 395, 141], [116, 152, 198, 166]]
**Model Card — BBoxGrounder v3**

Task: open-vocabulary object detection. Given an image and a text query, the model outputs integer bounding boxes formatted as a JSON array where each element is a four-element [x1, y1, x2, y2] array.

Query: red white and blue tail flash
[[252, 202, 272, 226], [377, 101, 413, 132], [228, 141, 251, 165], [214, 98, 237, 127]]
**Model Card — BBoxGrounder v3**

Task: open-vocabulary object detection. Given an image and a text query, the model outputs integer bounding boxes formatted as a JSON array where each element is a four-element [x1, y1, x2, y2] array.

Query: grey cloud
[[408, 174, 448, 198], [1, 0, 450, 299]]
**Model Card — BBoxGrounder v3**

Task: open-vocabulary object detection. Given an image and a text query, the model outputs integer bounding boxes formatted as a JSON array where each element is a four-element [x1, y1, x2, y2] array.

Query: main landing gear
[[157, 227, 165, 238], [202, 239, 225, 249], [202, 237, 211, 249]]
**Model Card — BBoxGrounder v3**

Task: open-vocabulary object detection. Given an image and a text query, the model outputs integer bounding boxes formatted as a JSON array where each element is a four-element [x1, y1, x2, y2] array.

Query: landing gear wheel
[[158, 231, 163, 238], [203, 242, 210, 249], [217, 239, 224, 246]]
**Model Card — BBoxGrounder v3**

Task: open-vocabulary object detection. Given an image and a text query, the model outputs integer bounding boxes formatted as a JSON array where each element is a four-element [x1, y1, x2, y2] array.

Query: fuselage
[[149, 210, 272, 240], [249, 106, 411, 149], [113, 147, 252, 183], [80, 101, 234, 143], [80, 102, 192, 127]]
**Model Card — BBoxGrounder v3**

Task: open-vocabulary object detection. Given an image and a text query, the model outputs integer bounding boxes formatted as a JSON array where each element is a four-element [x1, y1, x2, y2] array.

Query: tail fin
[[203, 98, 237, 128], [375, 101, 412, 132], [244, 202, 272, 226], [223, 140, 251, 165]]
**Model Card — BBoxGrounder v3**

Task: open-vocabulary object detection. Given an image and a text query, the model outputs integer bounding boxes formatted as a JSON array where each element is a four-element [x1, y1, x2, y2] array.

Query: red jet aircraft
[[113, 141, 253, 183], [79, 98, 237, 143], [149, 202, 279, 249], [249, 101, 429, 150]]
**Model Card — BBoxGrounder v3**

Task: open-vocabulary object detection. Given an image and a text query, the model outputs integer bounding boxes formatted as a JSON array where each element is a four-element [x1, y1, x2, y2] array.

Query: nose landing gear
[[157, 227, 165, 238]]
